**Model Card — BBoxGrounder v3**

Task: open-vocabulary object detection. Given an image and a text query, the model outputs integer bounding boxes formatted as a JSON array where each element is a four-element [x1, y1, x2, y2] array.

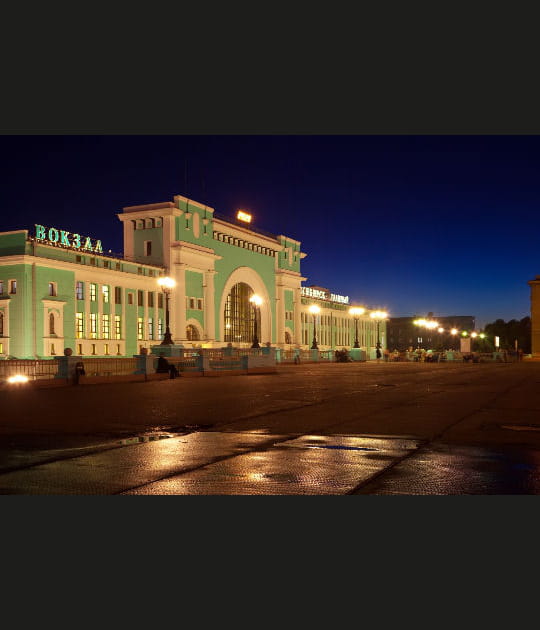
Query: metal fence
[[0, 359, 60, 380], [79, 358, 138, 377]]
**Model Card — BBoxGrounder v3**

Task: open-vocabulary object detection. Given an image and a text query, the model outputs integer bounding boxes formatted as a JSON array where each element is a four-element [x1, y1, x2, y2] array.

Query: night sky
[[0, 135, 537, 328]]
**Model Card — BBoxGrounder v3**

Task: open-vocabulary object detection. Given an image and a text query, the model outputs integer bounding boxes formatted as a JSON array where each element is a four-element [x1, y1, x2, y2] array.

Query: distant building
[[528, 275, 540, 356], [387, 313, 476, 351]]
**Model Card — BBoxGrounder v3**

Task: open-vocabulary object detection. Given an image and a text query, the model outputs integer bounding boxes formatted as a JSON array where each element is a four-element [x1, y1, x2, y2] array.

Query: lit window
[[76, 313, 84, 339], [48, 282, 57, 297], [90, 283, 97, 301], [148, 318, 154, 339], [114, 315, 122, 339], [158, 318, 163, 339], [90, 313, 98, 339], [137, 317, 144, 340], [76, 281, 84, 300], [102, 314, 110, 339], [102, 286, 110, 303]]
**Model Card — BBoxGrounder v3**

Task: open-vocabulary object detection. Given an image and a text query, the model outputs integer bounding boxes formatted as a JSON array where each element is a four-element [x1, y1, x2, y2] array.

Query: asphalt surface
[[1, 361, 540, 494]]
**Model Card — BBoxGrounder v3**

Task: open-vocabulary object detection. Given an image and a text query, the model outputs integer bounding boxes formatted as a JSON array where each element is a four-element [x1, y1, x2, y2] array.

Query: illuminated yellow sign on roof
[[236, 210, 252, 223]]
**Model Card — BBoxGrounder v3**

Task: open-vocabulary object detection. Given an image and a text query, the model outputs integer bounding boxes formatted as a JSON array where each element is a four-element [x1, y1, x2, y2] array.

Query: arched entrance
[[223, 282, 260, 344], [186, 324, 200, 341]]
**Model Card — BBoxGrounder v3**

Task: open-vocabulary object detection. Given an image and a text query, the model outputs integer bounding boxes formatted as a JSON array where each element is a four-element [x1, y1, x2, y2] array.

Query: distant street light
[[157, 276, 176, 345], [349, 306, 365, 348], [308, 304, 321, 349], [249, 294, 263, 348]]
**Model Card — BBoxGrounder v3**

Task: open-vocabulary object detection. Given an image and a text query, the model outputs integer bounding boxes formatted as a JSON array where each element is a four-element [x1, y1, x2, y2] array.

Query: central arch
[[219, 267, 272, 345]]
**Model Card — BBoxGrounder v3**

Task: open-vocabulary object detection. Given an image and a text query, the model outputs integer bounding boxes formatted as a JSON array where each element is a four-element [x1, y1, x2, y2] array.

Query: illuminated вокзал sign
[[301, 286, 349, 304], [34, 224, 103, 253]]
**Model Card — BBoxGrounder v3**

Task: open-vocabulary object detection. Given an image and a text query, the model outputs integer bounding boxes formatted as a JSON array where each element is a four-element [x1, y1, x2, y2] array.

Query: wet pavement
[[1, 361, 540, 494]]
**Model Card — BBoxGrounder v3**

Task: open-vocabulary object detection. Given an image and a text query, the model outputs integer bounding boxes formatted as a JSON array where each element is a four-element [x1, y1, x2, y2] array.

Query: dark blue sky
[[0, 135, 537, 328]]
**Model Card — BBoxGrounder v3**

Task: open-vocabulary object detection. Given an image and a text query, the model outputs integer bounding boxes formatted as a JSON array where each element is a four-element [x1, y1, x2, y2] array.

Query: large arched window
[[186, 324, 200, 341], [285, 331, 292, 344], [224, 282, 258, 344], [49, 313, 55, 335]]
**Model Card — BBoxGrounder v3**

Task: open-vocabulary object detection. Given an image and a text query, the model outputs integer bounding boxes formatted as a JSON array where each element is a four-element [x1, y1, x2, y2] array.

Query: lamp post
[[157, 276, 176, 345], [370, 310, 388, 356], [349, 306, 365, 348], [249, 294, 262, 348], [308, 304, 321, 349]]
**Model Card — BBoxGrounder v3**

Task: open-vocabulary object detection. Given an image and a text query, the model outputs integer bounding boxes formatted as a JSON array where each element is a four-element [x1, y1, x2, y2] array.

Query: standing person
[[376, 347, 382, 362], [156, 354, 170, 374]]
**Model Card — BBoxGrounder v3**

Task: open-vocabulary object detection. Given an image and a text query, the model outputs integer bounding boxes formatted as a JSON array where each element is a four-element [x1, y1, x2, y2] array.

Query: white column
[[294, 286, 302, 345], [172, 262, 186, 343], [276, 283, 285, 346], [203, 270, 216, 342]]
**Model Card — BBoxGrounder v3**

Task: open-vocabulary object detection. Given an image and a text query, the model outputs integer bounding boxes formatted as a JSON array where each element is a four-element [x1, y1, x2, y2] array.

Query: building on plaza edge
[[528, 275, 540, 356], [0, 195, 386, 359]]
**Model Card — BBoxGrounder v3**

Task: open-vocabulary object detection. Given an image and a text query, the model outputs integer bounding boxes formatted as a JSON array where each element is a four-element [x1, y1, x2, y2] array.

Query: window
[[90, 313, 98, 339], [158, 293, 163, 309], [104, 260, 110, 269], [148, 292, 154, 308], [197, 298, 203, 310], [189, 297, 196, 309], [158, 318, 163, 339], [91, 343, 96, 355], [76, 281, 84, 300], [9, 280, 16, 294], [0, 311, 3, 336], [50, 343, 56, 356], [0, 342, 3, 353], [48, 282, 57, 297], [77, 343, 83, 355], [115, 315, 122, 339], [128, 293, 133, 305], [144, 241, 152, 256], [0, 280, 3, 295], [49, 313, 55, 335], [76, 313, 84, 339], [137, 317, 144, 340], [102, 314, 110, 339], [104, 343, 110, 355], [115, 262, 121, 271], [137, 267, 143, 275], [76, 255, 82, 263], [114, 286, 122, 304], [137, 290, 144, 306], [90, 258, 96, 266], [102, 285, 110, 303], [186, 324, 200, 341], [148, 318, 154, 339], [90, 283, 97, 301]]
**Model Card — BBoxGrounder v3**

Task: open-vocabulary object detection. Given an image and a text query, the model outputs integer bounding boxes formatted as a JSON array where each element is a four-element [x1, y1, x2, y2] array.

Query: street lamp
[[249, 294, 262, 348], [349, 306, 365, 348], [308, 304, 321, 349], [370, 310, 388, 356], [157, 276, 176, 345]]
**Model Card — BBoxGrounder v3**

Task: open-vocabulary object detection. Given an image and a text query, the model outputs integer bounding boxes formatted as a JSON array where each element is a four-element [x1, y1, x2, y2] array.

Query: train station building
[[0, 194, 385, 359]]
